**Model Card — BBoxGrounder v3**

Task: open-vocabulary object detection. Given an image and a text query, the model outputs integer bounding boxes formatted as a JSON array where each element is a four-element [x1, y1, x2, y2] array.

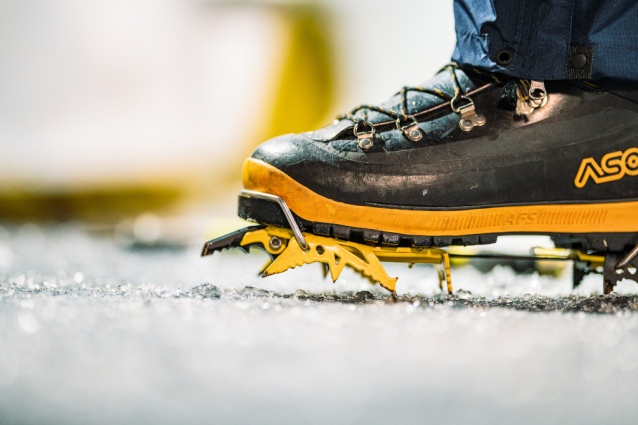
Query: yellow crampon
[[204, 224, 631, 295], [241, 226, 452, 295]]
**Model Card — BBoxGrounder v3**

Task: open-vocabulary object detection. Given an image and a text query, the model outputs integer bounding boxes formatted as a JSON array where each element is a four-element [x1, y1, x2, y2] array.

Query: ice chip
[[191, 283, 222, 298]]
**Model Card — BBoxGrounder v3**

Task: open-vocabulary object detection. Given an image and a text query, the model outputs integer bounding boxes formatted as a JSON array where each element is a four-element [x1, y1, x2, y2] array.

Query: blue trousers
[[452, 0, 638, 82]]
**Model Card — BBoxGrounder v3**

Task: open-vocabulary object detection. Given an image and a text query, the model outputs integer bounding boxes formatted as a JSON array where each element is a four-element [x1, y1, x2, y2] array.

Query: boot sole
[[241, 158, 638, 253]]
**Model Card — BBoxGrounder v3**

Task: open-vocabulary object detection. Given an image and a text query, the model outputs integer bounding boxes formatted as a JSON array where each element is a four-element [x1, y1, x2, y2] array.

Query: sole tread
[[238, 196, 637, 253]]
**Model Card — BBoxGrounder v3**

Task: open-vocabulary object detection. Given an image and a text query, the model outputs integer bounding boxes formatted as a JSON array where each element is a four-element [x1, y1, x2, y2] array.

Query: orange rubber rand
[[243, 158, 638, 237]]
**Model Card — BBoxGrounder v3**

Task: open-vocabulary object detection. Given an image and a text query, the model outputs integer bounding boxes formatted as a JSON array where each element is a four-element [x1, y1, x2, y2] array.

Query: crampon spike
[[203, 226, 637, 295], [203, 225, 452, 296]]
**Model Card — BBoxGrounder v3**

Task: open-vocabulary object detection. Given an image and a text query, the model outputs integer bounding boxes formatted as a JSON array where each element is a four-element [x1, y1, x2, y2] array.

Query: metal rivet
[[409, 129, 422, 141], [459, 119, 474, 131], [269, 236, 283, 250], [570, 53, 587, 69], [358, 137, 374, 150]]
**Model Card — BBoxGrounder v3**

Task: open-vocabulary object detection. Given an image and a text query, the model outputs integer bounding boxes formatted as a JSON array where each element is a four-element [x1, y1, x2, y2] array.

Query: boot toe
[[243, 133, 334, 202]]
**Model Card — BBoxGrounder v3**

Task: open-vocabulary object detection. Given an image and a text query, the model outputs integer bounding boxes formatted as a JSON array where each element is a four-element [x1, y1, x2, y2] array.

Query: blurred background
[[4, 6, 638, 423], [0, 0, 456, 244]]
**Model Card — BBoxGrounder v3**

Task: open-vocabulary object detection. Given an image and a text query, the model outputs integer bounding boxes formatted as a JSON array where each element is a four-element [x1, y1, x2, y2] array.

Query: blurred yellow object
[[0, 187, 182, 222], [264, 5, 334, 142], [204, 216, 253, 241], [531, 247, 605, 268], [446, 246, 477, 268], [0, 3, 335, 223], [447, 245, 572, 278]]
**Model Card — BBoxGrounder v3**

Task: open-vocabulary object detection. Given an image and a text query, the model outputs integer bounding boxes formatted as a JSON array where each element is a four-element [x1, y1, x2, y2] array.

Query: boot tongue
[[305, 67, 479, 142]]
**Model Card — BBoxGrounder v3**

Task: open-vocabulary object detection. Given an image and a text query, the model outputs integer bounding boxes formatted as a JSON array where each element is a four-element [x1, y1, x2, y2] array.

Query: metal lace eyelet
[[450, 95, 473, 113], [353, 121, 375, 150], [451, 95, 486, 132], [529, 80, 547, 101], [396, 115, 422, 141]]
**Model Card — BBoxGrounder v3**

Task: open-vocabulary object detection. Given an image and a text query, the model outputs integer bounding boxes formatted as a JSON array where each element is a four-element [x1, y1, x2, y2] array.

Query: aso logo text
[[574, 148, 638, 188]]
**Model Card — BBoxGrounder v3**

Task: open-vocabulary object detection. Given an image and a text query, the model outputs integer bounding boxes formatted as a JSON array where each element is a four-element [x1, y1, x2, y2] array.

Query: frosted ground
[[1, 223, 638, 424]]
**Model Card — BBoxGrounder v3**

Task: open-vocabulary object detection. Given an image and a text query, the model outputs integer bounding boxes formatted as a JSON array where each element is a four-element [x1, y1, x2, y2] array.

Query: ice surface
[[1, 223, 638, 424]]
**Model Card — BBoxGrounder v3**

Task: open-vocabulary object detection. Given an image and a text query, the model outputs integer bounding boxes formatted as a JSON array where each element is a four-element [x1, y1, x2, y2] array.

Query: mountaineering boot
[[205, 64, 638, 294]]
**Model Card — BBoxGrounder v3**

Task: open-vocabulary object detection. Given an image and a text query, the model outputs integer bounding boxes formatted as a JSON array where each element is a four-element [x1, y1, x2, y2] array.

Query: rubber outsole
[[238, 196, 638, 253], [243, 158, 638, 237]]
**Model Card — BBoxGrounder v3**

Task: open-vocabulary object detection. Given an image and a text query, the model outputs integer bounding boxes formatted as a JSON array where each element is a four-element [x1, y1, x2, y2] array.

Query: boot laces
[[335, 64, 500, 133]]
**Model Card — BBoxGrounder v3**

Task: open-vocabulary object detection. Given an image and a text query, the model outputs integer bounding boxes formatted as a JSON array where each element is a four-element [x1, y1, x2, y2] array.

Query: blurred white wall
[[0, 0, 455, 200], [0, 0, 287, 191], [321, 0, 455, 113]]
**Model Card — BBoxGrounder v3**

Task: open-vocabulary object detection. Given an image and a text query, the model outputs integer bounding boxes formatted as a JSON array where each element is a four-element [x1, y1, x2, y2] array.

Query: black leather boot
[[205, 64, 638, 294]]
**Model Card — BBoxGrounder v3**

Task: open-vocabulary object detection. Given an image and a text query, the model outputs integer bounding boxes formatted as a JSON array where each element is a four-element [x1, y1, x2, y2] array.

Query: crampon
[[202, 192, 638, 296]]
